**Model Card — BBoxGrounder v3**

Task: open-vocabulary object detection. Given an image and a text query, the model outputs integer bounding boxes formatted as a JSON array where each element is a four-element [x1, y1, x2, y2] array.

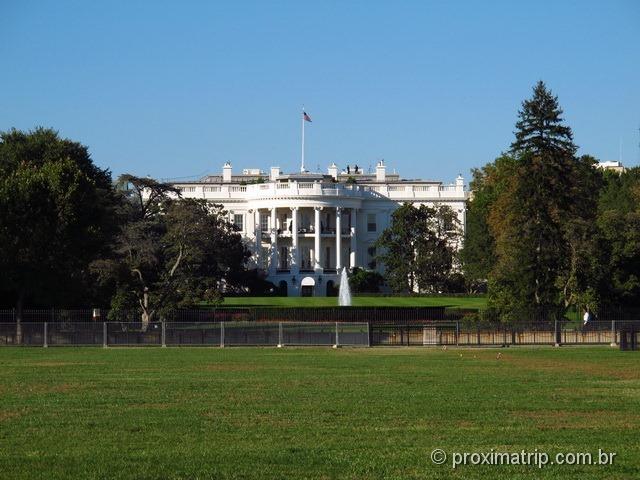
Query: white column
[[350, 208, 357, 269], [314, 206, 322, 271], [270, 207, 278, 273], [291, 207, 299, 273], [335, 207, 342, 271], [253, 209, 260, 267]]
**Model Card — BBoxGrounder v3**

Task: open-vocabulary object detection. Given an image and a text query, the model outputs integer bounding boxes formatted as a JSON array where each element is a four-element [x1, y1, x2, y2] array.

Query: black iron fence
[[0, 322, 370, 347], [1, 319, 639, 348], [1, 308, 639, 348], [369, 321, 639, 346]]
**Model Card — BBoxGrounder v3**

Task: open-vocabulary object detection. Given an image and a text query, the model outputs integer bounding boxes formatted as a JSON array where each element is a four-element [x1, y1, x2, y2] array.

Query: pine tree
[[511, 80, 577, 156], [487, 82, 600, 323]]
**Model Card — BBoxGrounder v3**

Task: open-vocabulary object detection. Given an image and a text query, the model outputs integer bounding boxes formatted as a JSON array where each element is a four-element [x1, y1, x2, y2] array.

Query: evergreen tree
[[487, 83, 601, 322], [511, 81, 577, 156]]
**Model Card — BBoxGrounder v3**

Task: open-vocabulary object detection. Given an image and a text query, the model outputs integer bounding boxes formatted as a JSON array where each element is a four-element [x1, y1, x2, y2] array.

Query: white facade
[[170, 161, 469, 296]]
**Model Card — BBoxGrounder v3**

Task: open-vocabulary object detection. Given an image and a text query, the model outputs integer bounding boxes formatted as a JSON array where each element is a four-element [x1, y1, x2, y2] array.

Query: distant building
[[167, 161, 469, 296], [596, 161, 626, 173]]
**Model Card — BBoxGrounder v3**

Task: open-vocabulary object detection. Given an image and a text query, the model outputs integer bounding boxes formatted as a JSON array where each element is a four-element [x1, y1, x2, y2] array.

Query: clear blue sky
[[1, 0, 639, 182]]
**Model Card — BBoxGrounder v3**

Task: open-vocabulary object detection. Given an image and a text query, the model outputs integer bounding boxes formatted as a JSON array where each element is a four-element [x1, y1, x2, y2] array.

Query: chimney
[[456, 174, 464, 191], [222, 162, 232, 182], [376, 160, 386, 182], [328, 162, 338, 180], [270, 166, 281, 181]]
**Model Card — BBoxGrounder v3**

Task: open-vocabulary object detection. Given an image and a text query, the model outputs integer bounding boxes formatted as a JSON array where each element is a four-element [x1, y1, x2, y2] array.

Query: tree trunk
[[15, 290, 25, 345], [140, 287, 151, 332], [141, 310, 151, 332]]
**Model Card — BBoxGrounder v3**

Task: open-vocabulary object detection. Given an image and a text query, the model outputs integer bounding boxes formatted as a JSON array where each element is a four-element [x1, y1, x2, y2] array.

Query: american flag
[[303, 111, 312, 122]]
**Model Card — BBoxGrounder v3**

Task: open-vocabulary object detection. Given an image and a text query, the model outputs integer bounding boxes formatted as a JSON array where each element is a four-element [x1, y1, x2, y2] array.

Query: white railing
[[168, 181, 466, 200]]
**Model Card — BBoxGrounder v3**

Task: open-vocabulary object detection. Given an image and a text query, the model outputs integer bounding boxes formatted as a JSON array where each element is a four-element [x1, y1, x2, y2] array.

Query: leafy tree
[[348, 267, 384, 294], [93, 175, 251, 329], [487, 82, 601, 323], [376, 203, 462, 293], [0, 128, 119, 341], [595, 168, 640, 308], [460, 154, 518, 290]]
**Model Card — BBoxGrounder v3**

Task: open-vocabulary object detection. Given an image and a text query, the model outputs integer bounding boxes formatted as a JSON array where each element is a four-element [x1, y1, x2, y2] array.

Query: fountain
[[338, 267, 352, 306]]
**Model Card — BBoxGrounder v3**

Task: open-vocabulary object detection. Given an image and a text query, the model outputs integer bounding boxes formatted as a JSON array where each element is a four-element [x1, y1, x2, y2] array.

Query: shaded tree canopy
[[93, 175, 251, 327], [348, 267, 384, 294], [0, 127, 119, 316]]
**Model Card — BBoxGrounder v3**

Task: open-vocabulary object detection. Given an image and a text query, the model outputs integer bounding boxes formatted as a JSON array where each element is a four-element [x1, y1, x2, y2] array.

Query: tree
[[487, 82, 601, 323], [0, 128, 119, 342], [511, 80, 577, 156], [376, 204, 462, 293], [348, 267, 384, 294], [93, 175, 251, 329], [460, 154, 518, 291], [595, 168, 640, 309]]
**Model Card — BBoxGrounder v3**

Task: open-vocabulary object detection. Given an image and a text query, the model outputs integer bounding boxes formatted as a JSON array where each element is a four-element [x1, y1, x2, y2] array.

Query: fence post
[[554, 319, 561, 347], [366, 322, 371, 347], [611, 320, 617, 347], [103, 322, 107, 348], [277, 322, 283, 348], [43, 322, 48, 348], [161, 321, 166, 347], [220, 322, 225, 348], [334, 321, 339, 348], [456, 321, 459, 347]]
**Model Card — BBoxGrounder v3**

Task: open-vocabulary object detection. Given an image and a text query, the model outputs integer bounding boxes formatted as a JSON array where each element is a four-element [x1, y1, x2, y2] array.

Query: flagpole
[[301, 107, 305, 173]]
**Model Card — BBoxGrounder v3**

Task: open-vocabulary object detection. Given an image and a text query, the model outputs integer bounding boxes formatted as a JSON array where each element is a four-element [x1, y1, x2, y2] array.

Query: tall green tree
[[376, 203, 462, 293], [511, 81, 577, 156], [0, 128, 119, 341], [596, 168, 640, 308], [487, 82, 601, 322], [93, 175, 251, 329], [460, 154, 518, 291]]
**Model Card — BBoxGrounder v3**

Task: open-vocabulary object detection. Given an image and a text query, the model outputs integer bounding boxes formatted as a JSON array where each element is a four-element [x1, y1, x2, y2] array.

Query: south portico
[[250, 199, 361, 297]]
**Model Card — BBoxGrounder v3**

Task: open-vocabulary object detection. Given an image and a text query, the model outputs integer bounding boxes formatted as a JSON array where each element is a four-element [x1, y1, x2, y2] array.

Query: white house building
[[169, 161, 469, 296]]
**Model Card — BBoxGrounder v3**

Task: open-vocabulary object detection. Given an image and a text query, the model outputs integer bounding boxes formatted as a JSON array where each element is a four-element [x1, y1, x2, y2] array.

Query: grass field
[[1, 348, 638, 480], [221, 296, 487, 309]]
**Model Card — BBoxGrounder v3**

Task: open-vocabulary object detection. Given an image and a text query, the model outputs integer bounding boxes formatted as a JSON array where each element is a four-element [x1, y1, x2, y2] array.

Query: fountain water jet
[[338, 267, 352, 306]]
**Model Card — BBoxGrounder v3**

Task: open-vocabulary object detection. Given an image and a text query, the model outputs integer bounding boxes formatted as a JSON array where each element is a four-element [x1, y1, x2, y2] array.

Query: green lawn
[[222, 295, 487, 309], [0, 347, 638, 479]]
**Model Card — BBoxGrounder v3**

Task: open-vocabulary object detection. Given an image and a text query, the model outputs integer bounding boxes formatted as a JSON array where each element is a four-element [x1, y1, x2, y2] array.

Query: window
[[279, 246, 289, 269], [233, 214, 244, 231], [260, 214, 269, 232], [300, 247, 312, 270], [367, 213, 377, 232], [325, 246, 331, 269]]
